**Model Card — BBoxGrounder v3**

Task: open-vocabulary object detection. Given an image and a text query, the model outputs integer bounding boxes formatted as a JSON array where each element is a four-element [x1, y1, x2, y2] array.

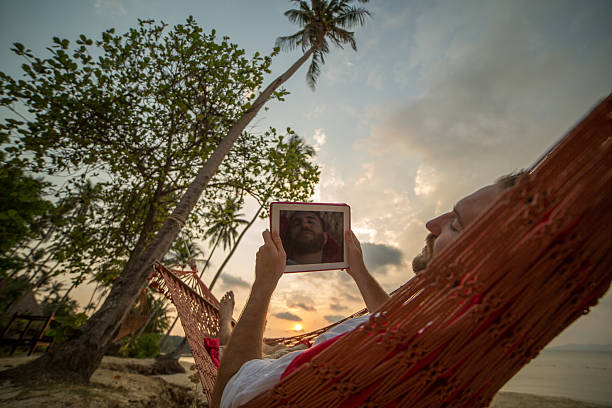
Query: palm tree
[[204, 199, 249, 251], [278, 0, 372, 89], [208, 134, 317, 289], [164, 235, 206, 271], [3, 0, 372, 384]]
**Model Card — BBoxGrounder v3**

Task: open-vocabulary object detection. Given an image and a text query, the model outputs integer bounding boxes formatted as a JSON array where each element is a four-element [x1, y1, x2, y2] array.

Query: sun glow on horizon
[[294, 324, 303, 331]]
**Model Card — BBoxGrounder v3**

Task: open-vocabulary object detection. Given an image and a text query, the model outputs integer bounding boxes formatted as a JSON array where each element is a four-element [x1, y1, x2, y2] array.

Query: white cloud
[[413, 164, 439, 196], [312, 128, 326, 151], [304, 105, 325, 120], [356, 163, 374, 185], [368, 0, 612, 217], [93, 0, 127, 16]]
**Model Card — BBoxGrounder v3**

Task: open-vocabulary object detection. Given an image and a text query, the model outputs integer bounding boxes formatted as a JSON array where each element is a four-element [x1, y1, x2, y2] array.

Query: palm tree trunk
[[199, 234, 221, 279], [50, 280, 77, 315], [0, 47, 315, 385], [209, 203, 263, 290], [84, 282, 101, 313]]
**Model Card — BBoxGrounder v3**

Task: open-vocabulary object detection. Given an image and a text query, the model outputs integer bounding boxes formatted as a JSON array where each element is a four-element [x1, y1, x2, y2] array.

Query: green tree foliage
[[0, 150, 52, 273], [0, 6, 333, 382], [121, 332, 161, 358], [45, 312, 88, 344], [0, 17, 309, 291]]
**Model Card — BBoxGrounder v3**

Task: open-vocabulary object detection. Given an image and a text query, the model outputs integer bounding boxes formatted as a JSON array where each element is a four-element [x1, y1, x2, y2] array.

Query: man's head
[[412, 171, 525, 273], [288, 211, 328, 255]]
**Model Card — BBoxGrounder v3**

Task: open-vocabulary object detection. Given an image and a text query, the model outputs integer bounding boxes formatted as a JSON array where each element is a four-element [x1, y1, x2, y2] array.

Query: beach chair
[[152, 93, 612, 407]]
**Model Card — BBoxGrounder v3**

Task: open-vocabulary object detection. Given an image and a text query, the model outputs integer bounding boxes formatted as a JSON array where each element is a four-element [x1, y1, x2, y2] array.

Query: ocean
[[181, 350, 612, 406], [500, 350, 612, 406]]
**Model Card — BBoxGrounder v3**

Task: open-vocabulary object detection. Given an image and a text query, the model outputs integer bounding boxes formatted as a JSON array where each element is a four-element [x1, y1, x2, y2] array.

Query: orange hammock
[[149, 265, 225, 401], [148, 263, 366, 401], [154, 93, 612, 407]]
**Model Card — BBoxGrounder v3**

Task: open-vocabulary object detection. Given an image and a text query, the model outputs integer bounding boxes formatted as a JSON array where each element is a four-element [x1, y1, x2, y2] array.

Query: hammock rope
[[239, 94, 612, 407], [148, 263, 368, 401], [150, 93, 611, 407]]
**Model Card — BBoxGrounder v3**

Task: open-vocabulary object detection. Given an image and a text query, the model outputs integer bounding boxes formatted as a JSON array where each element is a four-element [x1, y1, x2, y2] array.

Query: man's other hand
[[255, 230, 286, 292]]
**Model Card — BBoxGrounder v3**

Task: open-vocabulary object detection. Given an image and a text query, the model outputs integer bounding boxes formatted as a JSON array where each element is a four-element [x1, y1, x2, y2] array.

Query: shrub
[[121, 332, 161, 359]]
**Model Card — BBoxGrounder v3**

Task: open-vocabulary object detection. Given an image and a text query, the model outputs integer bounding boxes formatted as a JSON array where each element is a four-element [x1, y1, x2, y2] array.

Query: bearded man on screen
[[284, 211, 341, 265]]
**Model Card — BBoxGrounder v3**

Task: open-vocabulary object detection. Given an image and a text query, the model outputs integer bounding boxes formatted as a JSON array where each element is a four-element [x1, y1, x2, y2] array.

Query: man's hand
[[345, 230, 367, 278], [344, 229, 390, 312], [211, 230, 286, 408], [254, 230, 286, 293]]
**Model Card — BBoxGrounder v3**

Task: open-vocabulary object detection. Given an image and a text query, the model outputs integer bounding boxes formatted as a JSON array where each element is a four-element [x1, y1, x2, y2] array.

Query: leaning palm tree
[[2, 0, 372, 385]]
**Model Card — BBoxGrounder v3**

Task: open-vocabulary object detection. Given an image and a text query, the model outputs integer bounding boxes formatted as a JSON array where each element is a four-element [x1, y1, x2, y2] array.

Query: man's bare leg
[[210, 231, 286, 408], [218, 291, 235, 346]]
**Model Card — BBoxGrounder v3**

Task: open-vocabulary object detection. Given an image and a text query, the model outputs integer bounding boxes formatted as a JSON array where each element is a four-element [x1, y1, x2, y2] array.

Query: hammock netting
[[152, 93, 612, 407], [148, 264, 361, 402], [149, 266, 224, 401], [113, 289, 150, 341]]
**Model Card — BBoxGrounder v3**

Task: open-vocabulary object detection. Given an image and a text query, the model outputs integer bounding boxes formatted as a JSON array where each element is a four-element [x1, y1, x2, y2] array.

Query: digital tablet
[[270, 202, 350, 273]]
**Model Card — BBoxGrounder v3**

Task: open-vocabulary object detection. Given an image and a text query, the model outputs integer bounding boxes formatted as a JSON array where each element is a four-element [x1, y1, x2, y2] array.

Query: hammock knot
[[380, 329, 406, 349], [331, 380, 358, 399], [270, 385, 289, 401], [311, 359, 341, 381]]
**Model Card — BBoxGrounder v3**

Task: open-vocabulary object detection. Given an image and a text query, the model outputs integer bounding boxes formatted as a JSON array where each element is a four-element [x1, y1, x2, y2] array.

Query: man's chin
[[412, 247, 431, 274], [412, 254, 428, 273]]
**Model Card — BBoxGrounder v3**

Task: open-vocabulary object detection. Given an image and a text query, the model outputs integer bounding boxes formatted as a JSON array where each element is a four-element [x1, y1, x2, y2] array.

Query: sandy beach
[[0, 355, 609, 407]]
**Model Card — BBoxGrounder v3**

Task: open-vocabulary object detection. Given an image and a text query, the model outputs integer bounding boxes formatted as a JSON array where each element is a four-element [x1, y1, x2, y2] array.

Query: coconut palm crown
[[276, 0, 371, 89]]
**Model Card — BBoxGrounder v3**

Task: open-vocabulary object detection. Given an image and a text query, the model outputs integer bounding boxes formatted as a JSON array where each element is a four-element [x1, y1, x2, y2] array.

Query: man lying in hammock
[[210, 172, 522, 408]]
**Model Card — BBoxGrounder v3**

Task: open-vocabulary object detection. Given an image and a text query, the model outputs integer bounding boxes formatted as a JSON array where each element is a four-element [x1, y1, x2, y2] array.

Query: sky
[[2, 0, 612, 348]]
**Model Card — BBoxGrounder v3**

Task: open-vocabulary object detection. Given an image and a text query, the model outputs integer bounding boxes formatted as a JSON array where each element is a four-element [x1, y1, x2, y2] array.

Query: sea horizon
[[501, 350, 612, 406]]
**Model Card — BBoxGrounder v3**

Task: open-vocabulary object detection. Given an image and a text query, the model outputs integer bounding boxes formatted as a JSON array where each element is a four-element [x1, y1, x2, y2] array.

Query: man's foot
[[219, 291, 235, 321]]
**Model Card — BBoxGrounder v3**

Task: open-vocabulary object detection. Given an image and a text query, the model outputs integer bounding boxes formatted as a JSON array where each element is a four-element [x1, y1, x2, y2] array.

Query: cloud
[[324, 315, 346, 324], [341, 292, 362, 303], [285, 293, 316, 311], [312, 128, 327, 152], [361, 242, 405, 273], [93, 0, 127, 15], [220, 274, 251, 289], [367, 0, 612, 216], [413, 164, 440, 197], [273, 312, 302, 322], [329, 302, 348, 312]]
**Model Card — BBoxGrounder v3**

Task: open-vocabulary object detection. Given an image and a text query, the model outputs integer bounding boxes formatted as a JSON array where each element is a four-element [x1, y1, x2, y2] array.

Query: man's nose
[[425, 213, 450, 236]]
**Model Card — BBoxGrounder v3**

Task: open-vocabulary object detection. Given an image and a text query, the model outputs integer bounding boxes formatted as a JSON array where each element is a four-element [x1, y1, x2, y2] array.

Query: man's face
[[412, 184, 503, 273], [289, 211, 327, 254]]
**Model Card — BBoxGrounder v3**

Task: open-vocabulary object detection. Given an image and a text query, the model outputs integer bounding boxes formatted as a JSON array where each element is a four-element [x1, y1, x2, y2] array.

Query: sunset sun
[[294, 324, 303, 331]]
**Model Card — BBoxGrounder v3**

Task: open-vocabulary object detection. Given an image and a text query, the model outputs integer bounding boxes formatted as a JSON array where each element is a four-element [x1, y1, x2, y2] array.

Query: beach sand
[[0, 355, 609, 407]]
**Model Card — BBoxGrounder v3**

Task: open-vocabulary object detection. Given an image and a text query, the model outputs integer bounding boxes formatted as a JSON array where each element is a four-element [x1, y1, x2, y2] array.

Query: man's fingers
[[271, 231, 286, 256], [350, 230, 361, 249], [262, 230, 272, 246]]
